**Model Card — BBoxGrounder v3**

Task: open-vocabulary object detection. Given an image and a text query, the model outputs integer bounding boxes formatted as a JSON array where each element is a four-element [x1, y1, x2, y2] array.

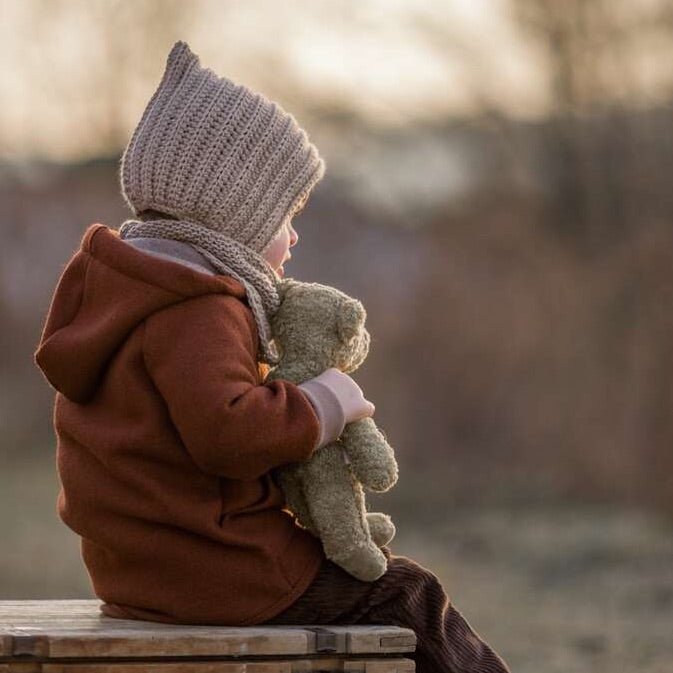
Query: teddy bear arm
[[339, 418, 398, 493]]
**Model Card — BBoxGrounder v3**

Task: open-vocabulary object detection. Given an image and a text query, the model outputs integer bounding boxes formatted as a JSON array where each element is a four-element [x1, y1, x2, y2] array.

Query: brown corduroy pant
[[265, 547, 510, 673]]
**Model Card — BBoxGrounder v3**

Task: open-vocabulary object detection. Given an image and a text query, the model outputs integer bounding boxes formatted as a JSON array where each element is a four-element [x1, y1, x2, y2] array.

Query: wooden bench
[[0, 600, 416, 672]]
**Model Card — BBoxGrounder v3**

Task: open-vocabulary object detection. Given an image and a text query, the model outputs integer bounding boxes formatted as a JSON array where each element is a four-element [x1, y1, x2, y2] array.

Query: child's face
[[263, 219, 298, 278]]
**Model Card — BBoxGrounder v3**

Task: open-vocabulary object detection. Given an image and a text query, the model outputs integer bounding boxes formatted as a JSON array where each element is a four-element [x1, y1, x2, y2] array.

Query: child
[[35, 41, 510, 672]]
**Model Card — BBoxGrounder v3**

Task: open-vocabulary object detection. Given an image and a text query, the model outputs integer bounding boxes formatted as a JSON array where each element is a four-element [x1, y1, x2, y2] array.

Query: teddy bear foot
[[329, 542, 388, 582], [366, 512, 396, 547]]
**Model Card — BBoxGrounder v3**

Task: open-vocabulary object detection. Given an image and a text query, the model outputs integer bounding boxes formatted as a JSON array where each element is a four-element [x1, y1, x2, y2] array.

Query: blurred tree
[[21, 0, 194, 156], [510, 0, 673, 252]]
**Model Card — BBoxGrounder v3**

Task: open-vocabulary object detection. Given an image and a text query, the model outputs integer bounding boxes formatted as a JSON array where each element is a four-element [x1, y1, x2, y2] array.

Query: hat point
[[167, 40, 198, 67]]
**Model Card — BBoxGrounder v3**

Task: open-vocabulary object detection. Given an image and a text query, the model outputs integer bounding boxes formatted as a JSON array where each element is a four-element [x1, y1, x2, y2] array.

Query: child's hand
[[307, 368, 375, 424]]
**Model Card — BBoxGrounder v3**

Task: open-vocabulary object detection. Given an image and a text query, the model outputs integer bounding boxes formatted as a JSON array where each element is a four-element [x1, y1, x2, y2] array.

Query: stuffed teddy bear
[[266, 278, 398, 581]]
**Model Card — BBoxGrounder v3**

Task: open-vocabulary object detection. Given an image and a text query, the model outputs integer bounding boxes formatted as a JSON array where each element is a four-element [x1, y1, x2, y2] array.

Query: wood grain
[[0, 600, 416, 671]]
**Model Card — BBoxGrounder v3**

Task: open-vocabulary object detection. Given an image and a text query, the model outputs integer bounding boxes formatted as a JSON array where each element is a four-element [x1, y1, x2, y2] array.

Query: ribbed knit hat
[[119, 40, 325, 254], [117, 41, 326, 364]]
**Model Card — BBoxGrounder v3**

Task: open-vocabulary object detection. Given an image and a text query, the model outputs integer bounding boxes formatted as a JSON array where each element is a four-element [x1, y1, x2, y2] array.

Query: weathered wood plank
[[0, 629, 310, 658], [0, 601, 415, 663], [0, 663, 43, 673], [0, 602, 98, 616], [40, 659, 415, 672], [0, 634, 12, 657], [346, 662, 415, 673], [328, 628, 416, 654]]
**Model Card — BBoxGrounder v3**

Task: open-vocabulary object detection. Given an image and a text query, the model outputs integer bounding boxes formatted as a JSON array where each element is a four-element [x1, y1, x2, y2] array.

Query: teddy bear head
[[272, 278, 370, 376]]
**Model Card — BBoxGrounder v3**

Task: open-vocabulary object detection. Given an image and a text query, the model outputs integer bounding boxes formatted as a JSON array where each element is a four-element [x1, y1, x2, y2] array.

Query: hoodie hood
[[35, 224, 247, 404]]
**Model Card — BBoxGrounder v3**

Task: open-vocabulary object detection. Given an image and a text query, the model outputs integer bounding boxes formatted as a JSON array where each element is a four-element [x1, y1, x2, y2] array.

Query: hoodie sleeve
[[142, 293, 320, 480]]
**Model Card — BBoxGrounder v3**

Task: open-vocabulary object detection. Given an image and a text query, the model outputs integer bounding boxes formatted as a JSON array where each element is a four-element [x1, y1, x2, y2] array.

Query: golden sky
[[1, 0, 671, 161]]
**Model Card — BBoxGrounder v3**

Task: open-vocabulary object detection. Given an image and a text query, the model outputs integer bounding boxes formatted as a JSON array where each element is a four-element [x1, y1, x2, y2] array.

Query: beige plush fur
[[267, 278, 398, 581]]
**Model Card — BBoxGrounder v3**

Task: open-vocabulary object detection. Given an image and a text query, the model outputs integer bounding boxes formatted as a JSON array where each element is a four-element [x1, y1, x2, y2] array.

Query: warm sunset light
[[2, 0, 672, 160], [2, 3, 673, 671]]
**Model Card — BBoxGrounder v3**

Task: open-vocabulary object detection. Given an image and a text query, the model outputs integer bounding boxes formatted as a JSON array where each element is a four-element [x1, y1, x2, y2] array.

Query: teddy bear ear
[[336, 299, 366, 342], [276, 277, 303, 304]]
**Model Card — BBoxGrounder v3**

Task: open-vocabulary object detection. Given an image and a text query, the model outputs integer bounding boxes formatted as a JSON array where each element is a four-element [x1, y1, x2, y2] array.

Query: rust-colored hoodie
[[34, 223, 324, 625]]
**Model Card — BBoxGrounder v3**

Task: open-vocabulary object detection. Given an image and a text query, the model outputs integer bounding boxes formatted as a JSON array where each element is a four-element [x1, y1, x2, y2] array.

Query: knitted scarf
[[119, 218, 281, 365]]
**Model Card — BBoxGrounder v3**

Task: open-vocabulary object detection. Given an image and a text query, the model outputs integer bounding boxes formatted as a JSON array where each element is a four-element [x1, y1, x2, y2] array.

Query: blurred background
[[2, 0, 673, 670]]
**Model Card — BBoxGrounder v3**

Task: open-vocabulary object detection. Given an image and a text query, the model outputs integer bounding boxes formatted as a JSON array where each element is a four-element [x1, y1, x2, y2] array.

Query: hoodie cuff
[[298, 380, 347, 450]]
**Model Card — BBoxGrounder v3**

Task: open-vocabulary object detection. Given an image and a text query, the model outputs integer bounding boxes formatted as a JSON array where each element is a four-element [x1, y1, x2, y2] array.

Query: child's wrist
[[298, 379, 346, 449]]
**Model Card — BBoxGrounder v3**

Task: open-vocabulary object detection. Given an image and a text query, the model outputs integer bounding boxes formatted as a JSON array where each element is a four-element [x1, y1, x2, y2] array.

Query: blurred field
[[397, 504, 673, 673], [2, 455, 672, 673], [3, 152, 673, 670]]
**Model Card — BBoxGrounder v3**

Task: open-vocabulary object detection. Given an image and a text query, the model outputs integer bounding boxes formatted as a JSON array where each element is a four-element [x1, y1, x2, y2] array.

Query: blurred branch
[[506, 0, 673, 249]]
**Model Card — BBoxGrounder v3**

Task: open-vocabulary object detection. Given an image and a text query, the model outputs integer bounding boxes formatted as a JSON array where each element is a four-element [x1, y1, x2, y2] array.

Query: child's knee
[[384, 555, 446, 601]]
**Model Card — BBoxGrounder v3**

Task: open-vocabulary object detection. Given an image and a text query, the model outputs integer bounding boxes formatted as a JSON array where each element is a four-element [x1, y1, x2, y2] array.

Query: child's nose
[[289, 224, 298, 246]]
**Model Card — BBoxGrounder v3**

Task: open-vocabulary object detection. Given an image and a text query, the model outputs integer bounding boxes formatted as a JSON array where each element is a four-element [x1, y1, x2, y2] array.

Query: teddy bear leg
[[366, 512, 396, 547], [302, 443, 389, 582]]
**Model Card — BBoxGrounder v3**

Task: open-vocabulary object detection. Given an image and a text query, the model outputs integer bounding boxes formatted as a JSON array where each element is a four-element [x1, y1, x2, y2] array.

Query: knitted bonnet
[[118, 40, 325, 364]]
